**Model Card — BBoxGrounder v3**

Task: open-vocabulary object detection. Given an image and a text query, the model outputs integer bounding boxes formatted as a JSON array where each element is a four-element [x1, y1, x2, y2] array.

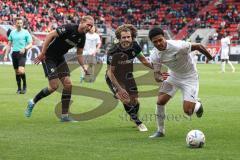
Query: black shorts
[[11, 51, 26, 69], [42, 56, 70, 80], [105, 73, 138, 98]]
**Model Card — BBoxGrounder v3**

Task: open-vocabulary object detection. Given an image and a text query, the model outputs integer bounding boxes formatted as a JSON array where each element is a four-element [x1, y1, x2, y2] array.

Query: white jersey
[[83, 32, 101, 55], [220, 37, 230, 59], [150, 40, 198, 79]]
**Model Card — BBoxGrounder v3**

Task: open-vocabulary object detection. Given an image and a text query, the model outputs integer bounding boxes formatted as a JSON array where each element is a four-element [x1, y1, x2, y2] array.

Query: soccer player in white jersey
[[81, 25, 101, 82], [148, 27, 213, 138], [220, 33, 235, 73]]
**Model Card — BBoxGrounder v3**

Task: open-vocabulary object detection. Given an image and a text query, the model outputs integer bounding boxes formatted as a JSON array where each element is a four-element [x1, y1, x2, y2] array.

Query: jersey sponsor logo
[[58, 27, 66, 34], [118, 59, 134, 64], [65, 39, 77, 46]]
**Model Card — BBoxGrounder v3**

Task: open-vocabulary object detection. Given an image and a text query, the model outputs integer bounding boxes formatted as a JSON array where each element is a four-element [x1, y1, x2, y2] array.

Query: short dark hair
[[15, 17, 23, 22], [148, 27, 164, 40]]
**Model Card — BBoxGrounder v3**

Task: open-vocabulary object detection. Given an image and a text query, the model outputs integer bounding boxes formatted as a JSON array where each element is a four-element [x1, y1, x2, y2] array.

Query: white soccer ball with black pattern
[[186, 130, 205, 148]]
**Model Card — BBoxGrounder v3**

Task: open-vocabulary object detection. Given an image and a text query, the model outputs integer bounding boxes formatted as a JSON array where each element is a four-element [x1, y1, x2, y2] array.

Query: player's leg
[[88, 63, 94, 81], [59, 76, 75, 122], [221, 59, 226, 73], [58, 60, 76, 122], [89, 55, 97, 82], [18, 54, 27, 93], [121, 78, 146, 130], [150, 81, 177, 138], [226, 59, 235, 72], [15, 69, 21, 94], [129, 96, 148, 132], [106, 74, 144, 130], [25, 78, 59, 118], [181, 78, 203, 117], [12, 53, 21, 93], [80, 55, 87, 83], [25, 59, 59, 117]]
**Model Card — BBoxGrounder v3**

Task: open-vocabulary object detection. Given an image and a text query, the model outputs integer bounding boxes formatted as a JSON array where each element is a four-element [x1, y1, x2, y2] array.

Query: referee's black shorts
[[11, 51, 26, 69], [42, 56, 70, 80]]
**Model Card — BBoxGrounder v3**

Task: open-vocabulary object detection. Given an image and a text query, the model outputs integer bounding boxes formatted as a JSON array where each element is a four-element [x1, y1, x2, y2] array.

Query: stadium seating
[[0, 0, 239, 44]]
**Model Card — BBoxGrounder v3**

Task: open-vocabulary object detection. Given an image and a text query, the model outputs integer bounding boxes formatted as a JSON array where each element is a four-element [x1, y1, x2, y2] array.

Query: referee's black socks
[[20, 73, 26, 89], [16, 74, 21, 91]]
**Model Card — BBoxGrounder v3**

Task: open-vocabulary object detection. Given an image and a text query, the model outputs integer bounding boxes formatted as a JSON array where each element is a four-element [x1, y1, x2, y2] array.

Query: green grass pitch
[[0, 64, 240, 160]]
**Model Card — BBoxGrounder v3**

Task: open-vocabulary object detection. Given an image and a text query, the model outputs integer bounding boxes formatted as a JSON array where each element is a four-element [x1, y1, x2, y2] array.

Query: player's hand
[[91, 51, 97, 56], [154, 72, 163, 82], [161, 72, 169, 80], [117, 88, 129, 100], [20, 48, 26, 54], [83, 67, 90, 75], [34, 53, 45, 64], [154, 72, 169, 82]]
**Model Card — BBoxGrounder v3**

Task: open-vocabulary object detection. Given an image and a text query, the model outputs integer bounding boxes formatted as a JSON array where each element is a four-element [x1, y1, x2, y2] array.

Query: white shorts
[[221, 50, 229, 60], [83, 55, 97, 64], [159, 76, 199, 103]]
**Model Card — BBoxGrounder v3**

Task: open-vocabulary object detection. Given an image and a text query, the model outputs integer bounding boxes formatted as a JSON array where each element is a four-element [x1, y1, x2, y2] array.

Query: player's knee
[[19, 70, 25, 75], [157, 98, 168, 105], [61, 78, 72, 90], [18, 68, 25, 74], [63, 83, 72, 90], [183, 106, 194, 116], [49, 83, 59, 91], [157, 94, 171, 105], [130, 97, 138, 106]]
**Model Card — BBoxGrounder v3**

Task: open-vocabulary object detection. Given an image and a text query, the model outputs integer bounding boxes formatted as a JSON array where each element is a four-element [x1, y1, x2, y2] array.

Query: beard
[[120, 41, 131, 48]]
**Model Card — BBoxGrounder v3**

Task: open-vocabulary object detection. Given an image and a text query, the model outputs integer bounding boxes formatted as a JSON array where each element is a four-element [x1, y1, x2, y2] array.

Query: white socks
[[221, 61, 235, 72], [193, 101, 201, 113], [228, 61, 235, 72], [221, 61, 226, 72], [156, 104, 165, 133]]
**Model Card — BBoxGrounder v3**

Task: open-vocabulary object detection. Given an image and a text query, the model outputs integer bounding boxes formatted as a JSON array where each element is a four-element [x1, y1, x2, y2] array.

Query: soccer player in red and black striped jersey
[[25, 16, 94, 122], [106, 24, 153, 131]]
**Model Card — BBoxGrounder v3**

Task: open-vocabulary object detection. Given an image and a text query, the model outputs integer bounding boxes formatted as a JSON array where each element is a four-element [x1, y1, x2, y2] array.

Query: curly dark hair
[[115, 24, 137, 40]]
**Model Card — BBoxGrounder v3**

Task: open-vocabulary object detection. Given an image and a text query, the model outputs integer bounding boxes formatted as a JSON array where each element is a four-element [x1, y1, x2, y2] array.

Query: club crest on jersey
[[58, 27, 66, 34], [50, 68, 55, 73], [132, 51, 135, 56], [65, 39, 77, 46], [78, 38, 82, 43]]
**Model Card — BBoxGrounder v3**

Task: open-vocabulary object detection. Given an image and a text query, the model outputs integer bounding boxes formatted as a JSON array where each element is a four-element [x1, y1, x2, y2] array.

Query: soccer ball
[[186, 130, 205, 148]]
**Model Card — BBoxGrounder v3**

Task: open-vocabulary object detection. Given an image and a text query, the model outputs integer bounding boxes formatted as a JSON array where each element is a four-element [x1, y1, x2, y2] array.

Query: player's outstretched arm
[[191, 43, 213, 61], [137, 53, 153, 69]]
